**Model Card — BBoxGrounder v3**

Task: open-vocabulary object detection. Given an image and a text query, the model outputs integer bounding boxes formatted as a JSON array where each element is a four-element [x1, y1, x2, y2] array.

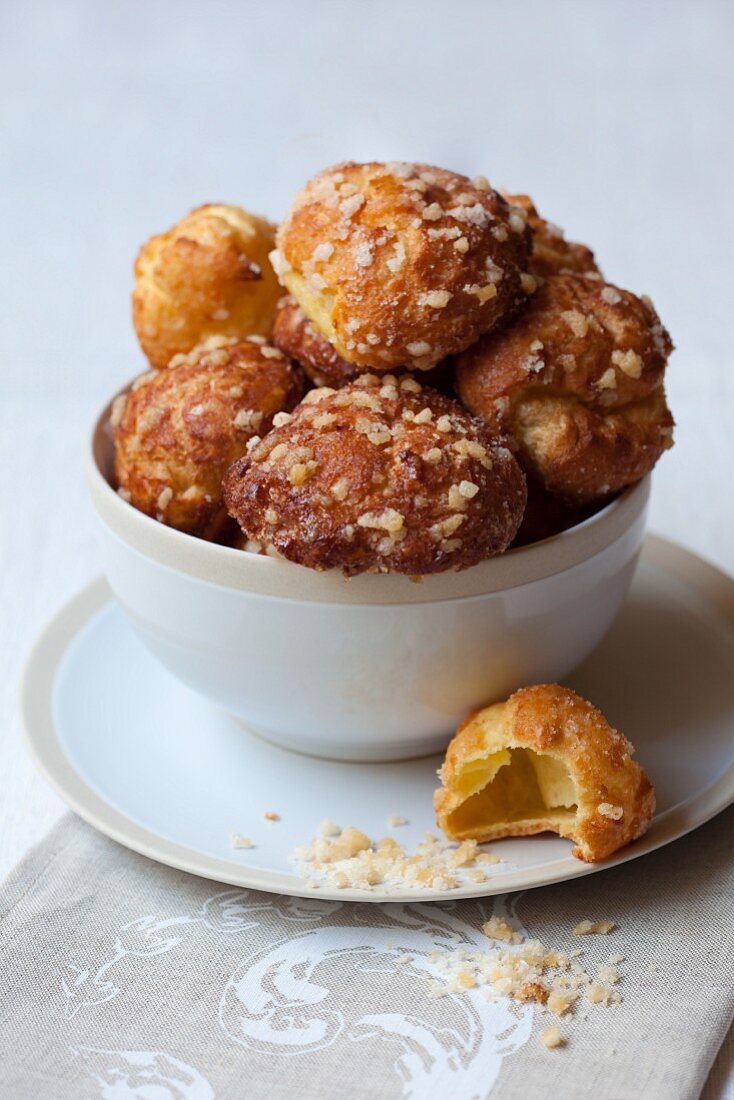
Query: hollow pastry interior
[[440, 705, 578, 839], [434, 684, 655, 861]]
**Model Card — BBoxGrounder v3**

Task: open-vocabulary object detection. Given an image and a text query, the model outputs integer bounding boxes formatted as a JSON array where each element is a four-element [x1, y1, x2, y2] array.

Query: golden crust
[[223, 374, 527, 576], [504, 193, 600, 278], [272, 295, 457, 396], [132, 204, 281, 369], [113, 337, 305, 536], [434, 684, 655, 862], [272, 295, 361, 387], [454, 274, 674, 504], [273, 162, 531, 372]]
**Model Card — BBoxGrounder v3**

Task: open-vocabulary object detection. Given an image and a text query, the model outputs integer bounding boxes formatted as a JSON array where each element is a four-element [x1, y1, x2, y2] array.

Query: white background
[[1, 1, 732, 1087]]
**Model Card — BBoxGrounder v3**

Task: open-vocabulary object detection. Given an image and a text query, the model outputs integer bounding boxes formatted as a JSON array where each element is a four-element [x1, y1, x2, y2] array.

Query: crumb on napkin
[[574, 919, 616, 936], [541, 1026, 565, 1049]]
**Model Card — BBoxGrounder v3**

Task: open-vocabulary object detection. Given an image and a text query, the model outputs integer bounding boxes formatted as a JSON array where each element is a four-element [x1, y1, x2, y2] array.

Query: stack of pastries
[[114, 161, 674, 576]]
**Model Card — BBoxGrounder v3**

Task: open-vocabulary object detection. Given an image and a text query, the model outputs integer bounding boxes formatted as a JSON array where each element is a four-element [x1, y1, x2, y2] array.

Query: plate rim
[[18, 534, 734, 903]]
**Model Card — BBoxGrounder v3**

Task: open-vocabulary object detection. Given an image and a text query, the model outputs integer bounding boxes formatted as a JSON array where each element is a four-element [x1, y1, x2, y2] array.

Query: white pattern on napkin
[[2, 812, 730, 1099], [220, 912, 531, 1097], [72, 1047, 214, 1099], [61, 889, 345, 1019], [62, 891, 532, 1097]]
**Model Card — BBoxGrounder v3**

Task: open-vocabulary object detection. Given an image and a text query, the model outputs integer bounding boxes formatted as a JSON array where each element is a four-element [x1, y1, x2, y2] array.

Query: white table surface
[[1, 1, 732, 1094]]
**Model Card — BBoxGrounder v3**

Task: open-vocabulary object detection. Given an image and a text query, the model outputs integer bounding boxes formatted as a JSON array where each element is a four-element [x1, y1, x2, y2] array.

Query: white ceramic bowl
[[86, 395, 650, 762]]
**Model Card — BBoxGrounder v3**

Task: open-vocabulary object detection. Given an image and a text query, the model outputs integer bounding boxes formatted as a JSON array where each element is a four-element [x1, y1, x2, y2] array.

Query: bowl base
[[235, 717, 450, 764]]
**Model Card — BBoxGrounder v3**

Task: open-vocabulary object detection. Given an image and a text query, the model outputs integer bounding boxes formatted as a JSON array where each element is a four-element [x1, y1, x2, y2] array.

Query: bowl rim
[[86, 387, 651, 606]]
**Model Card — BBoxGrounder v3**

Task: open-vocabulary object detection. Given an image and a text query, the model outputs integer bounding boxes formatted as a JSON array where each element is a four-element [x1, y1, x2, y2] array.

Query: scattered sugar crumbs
[[290, 823, 503, 891], [541, 1026, 565, 1049], [423, 912, 624, 1051], [574, 919, 616, 936], [230, 834, 253, 850], [287, 823, 625, 1050]]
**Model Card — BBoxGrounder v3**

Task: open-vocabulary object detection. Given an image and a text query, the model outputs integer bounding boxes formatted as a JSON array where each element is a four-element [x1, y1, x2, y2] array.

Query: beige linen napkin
[[1, 809, 732, 1100]]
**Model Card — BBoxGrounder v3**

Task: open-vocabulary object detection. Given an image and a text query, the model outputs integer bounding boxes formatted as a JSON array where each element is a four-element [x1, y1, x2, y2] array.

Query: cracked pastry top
[[112, 336, 304, 536], [223, 373, 527, 575], [501, 193, 600, 278], [271, 161, 533, 373], [454, 273, 674, 504], [132, 204, 281, 369], [434, 683, 655, 862]]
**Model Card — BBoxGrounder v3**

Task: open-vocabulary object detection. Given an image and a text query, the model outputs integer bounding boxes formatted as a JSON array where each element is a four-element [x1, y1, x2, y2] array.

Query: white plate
[[20, 536, 734, 902]]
